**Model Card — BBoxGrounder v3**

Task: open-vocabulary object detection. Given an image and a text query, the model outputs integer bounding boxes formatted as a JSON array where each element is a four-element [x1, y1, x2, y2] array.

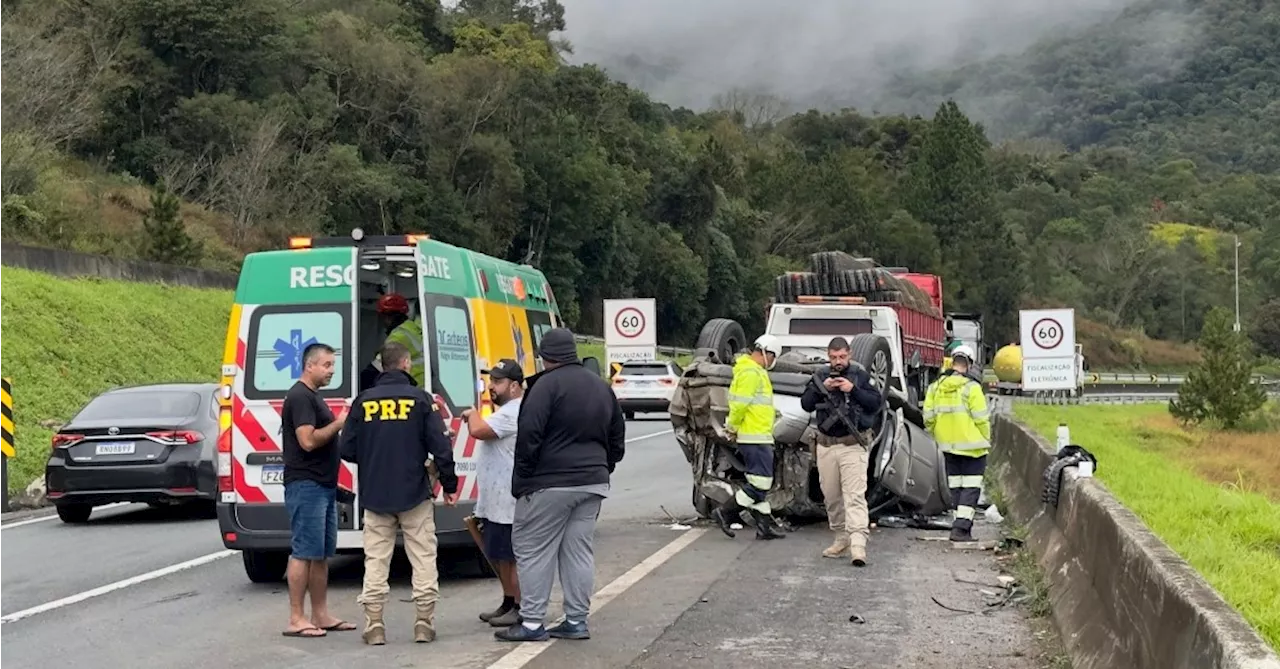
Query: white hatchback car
[[611, 360, 682, 419]]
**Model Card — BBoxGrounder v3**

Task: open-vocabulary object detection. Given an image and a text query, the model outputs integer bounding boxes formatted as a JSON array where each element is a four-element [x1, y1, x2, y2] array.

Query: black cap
[[484, 359, 525, 382]]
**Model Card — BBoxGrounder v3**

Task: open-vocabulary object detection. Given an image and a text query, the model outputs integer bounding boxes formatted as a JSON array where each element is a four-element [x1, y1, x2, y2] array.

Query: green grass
[[1014, 404, 1280, 650], [0, 267, 233, 494]]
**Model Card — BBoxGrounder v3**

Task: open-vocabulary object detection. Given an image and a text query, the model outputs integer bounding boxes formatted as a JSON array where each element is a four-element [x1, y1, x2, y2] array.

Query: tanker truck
[[991, 343, 1086, 395]]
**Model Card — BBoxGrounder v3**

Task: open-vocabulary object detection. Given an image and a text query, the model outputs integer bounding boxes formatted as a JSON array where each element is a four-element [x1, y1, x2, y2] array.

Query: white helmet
[[753, 334, 783, 370], [951, 344, 976, 363]]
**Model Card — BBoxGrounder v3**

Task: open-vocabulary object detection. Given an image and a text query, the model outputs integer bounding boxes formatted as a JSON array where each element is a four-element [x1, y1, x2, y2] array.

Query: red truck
[[769, 259, 946, 406]]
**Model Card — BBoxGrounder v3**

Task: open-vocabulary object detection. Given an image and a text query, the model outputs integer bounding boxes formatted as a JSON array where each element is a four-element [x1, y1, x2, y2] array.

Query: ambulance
[[215, 230, 578, 582]]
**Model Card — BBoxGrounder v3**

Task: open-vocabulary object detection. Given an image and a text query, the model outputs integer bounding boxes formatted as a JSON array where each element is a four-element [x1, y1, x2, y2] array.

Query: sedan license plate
[[95, 442, 136, 456], [261, 465, 285, 485]]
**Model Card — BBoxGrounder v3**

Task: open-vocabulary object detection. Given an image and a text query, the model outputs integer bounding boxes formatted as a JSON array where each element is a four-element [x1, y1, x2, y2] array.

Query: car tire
[[696, 318, 747, 365], [242, 550, 289, 583], [850, 333, 894, 398], [56, 503, 93, 524], [624, 410, 635, 421]]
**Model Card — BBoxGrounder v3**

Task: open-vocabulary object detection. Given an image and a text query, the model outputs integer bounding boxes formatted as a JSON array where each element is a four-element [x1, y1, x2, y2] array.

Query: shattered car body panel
[[670, 356, 951, 519]]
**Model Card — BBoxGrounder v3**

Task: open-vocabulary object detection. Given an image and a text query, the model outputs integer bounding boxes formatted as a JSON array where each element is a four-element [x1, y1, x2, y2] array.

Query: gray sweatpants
[[512, 489, 604, 624]]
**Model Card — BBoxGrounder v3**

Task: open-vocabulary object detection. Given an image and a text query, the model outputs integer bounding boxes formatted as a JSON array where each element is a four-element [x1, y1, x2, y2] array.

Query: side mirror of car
[[582, 356, 602, 378]]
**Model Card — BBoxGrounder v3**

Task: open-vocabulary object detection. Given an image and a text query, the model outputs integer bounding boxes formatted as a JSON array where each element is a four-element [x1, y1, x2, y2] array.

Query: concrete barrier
[[0, 242, 237, 289], [990, 412, 1280, 669]]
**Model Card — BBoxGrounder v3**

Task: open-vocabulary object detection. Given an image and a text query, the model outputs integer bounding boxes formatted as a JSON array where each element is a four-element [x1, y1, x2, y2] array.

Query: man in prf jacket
[[340, 342, 459, 646], [494, 328, 626, 644]]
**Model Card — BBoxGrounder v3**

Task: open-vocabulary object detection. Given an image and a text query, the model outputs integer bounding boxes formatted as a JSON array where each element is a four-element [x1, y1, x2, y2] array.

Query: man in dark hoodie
[[494, 328, 626, 643], [340, 342, 459, 646]]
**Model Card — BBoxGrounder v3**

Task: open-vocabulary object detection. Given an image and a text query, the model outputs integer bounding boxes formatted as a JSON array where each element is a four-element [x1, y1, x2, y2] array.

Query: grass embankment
[[0, 268, 680, 494], [1014, 404, 1280, 650], [0, 268, 232, 493]]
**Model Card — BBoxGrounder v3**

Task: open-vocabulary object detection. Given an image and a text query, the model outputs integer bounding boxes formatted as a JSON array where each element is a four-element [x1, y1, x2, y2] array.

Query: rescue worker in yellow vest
[[711, 335, 786, 541], [922, 344, 991, 543], [362, 293, 427, 390]]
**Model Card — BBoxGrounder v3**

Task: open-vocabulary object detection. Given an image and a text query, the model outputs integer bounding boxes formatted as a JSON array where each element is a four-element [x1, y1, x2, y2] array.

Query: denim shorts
[[284, 479, 337, 560]]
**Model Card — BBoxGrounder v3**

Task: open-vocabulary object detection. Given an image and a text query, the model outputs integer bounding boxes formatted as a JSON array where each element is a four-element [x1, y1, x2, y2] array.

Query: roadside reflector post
[[2, 378, 15, 512]]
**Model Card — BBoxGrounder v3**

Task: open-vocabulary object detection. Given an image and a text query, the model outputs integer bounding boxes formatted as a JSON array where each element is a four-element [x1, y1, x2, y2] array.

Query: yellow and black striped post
[[2, 378, 13, 512]]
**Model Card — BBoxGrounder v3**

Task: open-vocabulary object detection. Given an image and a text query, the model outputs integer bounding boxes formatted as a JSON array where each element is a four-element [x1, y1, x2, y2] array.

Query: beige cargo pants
[[816, 432, 871, 549], [357, 499, 439, 611]]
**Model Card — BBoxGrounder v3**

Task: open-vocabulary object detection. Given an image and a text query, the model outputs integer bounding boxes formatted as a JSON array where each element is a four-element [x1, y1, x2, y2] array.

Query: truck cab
[[764, 299, 908, 395]]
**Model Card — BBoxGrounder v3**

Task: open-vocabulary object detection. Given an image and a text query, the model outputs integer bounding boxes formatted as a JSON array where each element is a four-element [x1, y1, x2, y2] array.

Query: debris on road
[[668, 523, 692, 530], [930, 595, 977, 615], [848, 614, 866, 624]]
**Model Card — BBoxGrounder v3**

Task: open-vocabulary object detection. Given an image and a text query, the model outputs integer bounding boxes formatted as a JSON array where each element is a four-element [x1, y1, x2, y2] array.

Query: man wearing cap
[[494, 328, 626, 643], [362, 293, 426, 391], [461, 359, 525, 628]]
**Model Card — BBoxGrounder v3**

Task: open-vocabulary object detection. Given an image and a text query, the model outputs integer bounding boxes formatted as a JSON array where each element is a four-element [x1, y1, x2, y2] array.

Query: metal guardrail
[[990, 389, 1280, 406]]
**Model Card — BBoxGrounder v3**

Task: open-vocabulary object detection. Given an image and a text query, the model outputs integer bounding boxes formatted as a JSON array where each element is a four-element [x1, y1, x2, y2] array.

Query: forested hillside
[[3, 0, 1279, 363]]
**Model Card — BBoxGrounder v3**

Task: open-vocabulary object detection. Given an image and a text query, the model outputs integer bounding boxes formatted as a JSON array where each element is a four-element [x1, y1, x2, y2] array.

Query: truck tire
[[850, 333, 893, 398], [242, 550, 289, 583], [696, 319, 747, 365]]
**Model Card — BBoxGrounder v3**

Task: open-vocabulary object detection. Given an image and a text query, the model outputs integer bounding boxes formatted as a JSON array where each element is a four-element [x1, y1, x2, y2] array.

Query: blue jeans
[[284, 479, 337, 560]]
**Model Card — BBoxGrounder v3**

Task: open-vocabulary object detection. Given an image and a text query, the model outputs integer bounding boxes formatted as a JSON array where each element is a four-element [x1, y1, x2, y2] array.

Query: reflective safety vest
[[727, 355, 774, 444], [922, 372, 991, 457], [379, 318, 426, 384]]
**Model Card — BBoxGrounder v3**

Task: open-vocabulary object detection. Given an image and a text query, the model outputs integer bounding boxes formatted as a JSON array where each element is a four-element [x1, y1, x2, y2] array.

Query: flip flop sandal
[[282, 626, 327, 638], [322, 620, 358, 631]]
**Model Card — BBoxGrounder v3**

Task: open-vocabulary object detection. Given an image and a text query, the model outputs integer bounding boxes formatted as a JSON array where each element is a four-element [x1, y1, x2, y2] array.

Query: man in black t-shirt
[[280, 342, 354, 639]]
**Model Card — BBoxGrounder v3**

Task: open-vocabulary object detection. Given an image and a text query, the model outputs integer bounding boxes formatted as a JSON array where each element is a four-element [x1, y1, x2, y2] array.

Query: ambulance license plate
[[261, 465, 284, 484]]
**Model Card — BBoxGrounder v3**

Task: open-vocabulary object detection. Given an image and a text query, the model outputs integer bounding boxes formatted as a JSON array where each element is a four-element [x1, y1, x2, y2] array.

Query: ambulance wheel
[[243, 550, 289, 583], [696, 318, 746, 365]]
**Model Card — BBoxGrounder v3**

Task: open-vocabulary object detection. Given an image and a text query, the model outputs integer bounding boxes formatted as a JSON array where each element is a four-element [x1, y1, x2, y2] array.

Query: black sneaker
[[494, 623, 550, 642], [547, 619, 590, 640]]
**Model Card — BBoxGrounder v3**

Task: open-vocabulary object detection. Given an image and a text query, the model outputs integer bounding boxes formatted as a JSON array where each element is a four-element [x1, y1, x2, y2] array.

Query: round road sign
[[1030, 318, 1064, 350], [614, 307, 646, 339]]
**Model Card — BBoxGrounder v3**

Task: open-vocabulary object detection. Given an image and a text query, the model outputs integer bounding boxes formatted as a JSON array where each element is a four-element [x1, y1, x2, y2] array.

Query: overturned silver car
[[668, 317, 953, 521]]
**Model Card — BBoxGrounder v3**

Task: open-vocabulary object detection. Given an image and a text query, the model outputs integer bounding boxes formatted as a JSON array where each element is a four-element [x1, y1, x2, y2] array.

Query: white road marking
[[485, 527, 708, 669], [0, 550, 235, 624], [0, 502, 134, 531], [625, 429, 673, 444]]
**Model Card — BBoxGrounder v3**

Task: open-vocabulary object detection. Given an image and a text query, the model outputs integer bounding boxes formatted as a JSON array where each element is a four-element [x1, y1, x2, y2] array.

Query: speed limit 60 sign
[[604, 299, 657, 347], [1019, 308, 1075, 359]]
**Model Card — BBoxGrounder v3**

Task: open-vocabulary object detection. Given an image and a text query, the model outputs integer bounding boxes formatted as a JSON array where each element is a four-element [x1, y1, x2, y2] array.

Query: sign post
[[603, 299, 658, 377], [1019, 309, 1079, 392], [2, 378, 14, 512]]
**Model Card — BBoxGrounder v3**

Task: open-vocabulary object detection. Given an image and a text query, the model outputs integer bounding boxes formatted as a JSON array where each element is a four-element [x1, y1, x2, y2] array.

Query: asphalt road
[[1, 417, 1046, 669]]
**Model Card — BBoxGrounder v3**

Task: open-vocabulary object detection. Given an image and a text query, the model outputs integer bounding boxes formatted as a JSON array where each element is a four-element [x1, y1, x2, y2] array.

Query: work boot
[[751, 510, 786, 540], [711, 499, 741, 539], [362, 606, 386, 646], [822, 533, 850, 558], [488, 606, 521, 628], [849, 544, 867, 567], [413, 603, 437, 643], [950, 525, 975, 543], [479, 600, 512, 623]]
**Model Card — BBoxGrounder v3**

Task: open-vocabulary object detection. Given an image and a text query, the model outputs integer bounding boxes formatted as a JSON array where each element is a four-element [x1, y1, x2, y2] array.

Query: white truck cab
[[764, 299, 909, 394]]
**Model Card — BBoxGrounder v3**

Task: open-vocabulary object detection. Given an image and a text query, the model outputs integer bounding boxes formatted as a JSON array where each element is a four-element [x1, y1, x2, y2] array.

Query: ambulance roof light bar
[[286, 230, 429, 250]]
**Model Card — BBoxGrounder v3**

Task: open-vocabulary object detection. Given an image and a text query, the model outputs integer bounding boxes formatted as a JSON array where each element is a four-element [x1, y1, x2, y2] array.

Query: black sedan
[[46, 383, 221, 523]]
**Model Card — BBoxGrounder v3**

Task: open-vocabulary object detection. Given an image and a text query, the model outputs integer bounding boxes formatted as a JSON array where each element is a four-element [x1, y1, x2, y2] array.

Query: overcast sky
[[553, 0, 1192, 114]]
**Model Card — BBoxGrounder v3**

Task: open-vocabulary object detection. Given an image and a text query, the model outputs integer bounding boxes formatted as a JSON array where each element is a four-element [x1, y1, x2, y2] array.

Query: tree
[[1169, 307, 1267, 429], [140, 184, 202, 265], [1251, 299, 1280, 358]]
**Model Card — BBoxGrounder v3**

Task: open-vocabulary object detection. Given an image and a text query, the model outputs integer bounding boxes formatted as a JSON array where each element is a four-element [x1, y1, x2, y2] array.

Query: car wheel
[[242, 550, 289, 583], [56, 503, 93, 524], [696, 318, 747, 365], [850, 333, 894, 397], [625, 410, 635, 421]]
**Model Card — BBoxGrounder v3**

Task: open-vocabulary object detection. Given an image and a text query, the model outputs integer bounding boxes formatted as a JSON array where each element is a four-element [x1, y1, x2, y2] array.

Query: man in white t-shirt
[[462, 359, 524, 628]]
